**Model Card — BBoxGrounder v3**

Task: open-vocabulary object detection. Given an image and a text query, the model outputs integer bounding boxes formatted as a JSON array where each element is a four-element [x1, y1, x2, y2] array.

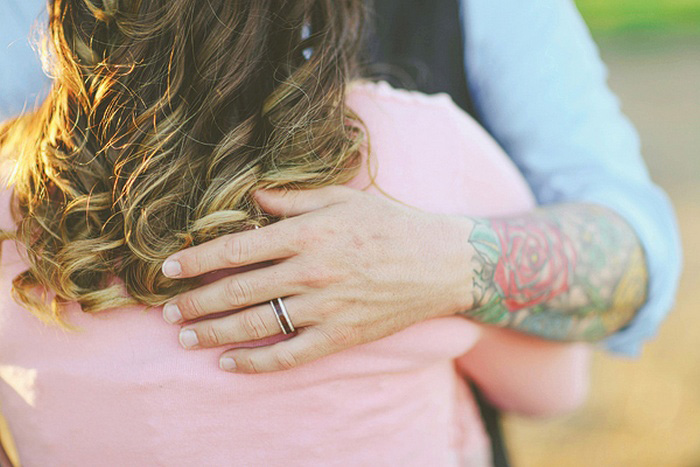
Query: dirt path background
[[506, 34, 700, 467]]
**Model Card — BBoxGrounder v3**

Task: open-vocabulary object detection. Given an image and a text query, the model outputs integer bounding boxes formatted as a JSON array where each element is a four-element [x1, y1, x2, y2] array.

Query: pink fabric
[[0, 81, 588, 466]]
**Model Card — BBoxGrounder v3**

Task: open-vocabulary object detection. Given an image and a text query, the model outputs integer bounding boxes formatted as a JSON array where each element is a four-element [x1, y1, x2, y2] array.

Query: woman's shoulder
[[345, 79, 498, 154], [346, 80, 464, 124], [348, 80, 456, 109], [344, 80, 535, 217]]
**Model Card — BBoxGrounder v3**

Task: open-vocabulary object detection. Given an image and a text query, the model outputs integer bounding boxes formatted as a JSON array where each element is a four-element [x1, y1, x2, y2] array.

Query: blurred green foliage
[[575, 0, 700, 33]]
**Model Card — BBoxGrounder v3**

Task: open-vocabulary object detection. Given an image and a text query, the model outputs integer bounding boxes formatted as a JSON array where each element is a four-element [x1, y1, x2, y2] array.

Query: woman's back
[[0, 82, 537, 465]]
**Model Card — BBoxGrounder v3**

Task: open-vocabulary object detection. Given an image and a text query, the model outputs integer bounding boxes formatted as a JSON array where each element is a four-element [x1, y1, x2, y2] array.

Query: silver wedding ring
[[269, 297, 295, 335]]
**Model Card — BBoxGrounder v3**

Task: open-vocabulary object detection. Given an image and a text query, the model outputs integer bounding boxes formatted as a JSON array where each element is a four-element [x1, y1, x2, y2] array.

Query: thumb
[[253, 186, 350, 217]]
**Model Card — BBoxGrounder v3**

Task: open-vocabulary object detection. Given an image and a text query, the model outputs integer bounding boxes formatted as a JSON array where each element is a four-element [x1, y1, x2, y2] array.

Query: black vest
[[366, 0, 478, 118]]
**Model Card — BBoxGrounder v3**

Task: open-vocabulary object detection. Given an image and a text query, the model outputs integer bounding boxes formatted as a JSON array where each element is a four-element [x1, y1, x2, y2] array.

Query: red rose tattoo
[[465, 204, 647, 341], [490, 219, 577, 312]]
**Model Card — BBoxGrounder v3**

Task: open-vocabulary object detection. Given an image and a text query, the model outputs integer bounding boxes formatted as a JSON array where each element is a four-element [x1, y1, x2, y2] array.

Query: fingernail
[[163, 303, 183, 324], [179, 329, 199, 349], [220, 357, 236, 371], [162, 259, 182, 278]]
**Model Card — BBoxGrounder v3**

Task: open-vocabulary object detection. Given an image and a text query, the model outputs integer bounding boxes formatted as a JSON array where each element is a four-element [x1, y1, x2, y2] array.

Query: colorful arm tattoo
[[463, 204, 648, 341]]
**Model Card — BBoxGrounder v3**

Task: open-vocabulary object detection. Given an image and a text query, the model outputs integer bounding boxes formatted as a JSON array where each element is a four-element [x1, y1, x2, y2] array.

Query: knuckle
[[179, 294, 204, 319], [294, 268, 314, 288], [296, 266, 333, 289], [308, 299, 335, 321], [241, 355, 262, 374], [202, 324, 225, 346], [273, 349, 299, 371], [290, 224, 311, 252], [225, 235, 250, 266], [304, 262, 345, 289], [224, 277, 252, 308], [328, 325, 358, 348], [241, 311, 270, 341], [180, 253, 201, 276], [292, 221, 326, 251]]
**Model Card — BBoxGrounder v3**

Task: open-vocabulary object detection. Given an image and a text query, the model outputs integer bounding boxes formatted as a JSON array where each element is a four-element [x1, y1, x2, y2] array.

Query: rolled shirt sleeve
[[461, 0, 682, 355]]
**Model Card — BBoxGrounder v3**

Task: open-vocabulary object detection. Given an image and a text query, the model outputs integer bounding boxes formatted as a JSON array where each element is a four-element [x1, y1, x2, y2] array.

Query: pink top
[[0, 82, 589, 466]]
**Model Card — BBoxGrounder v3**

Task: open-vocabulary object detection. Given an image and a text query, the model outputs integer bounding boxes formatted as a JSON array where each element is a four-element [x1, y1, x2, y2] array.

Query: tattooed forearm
[[462, 204, 648, 341]]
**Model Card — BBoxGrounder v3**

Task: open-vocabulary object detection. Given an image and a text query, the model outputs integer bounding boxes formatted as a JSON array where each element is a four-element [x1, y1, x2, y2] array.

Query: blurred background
[[506, 1, 700, 466]]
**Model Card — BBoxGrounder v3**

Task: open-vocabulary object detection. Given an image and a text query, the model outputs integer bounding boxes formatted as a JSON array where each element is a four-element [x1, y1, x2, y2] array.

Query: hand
[[161, 186, 475, 373]]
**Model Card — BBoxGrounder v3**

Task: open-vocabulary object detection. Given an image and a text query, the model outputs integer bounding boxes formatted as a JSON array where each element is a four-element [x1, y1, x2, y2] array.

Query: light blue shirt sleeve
[[461, 0, 682, 356], [0, 0, 51, 121]]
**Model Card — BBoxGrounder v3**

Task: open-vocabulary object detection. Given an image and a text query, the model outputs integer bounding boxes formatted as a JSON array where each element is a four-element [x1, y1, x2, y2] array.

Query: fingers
[[161, 187, 356, 279], [253, 186, 351, 217], [176, 296, 312, 349], [163, 263, 304, 323], [219, 327, 338, 373], [161, 222, 295, 279]]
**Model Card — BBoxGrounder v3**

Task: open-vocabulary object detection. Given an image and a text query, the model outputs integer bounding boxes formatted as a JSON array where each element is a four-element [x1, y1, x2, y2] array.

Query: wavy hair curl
[[0, 0, 367, 324]]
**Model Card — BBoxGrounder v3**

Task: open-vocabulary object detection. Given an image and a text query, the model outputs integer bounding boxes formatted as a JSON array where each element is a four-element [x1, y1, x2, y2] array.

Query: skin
[[161, 186, 647, 373]]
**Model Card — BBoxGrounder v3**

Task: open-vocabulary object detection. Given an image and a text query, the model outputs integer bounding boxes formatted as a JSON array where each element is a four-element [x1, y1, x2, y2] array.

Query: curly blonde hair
[[0, 0, 367, 325]]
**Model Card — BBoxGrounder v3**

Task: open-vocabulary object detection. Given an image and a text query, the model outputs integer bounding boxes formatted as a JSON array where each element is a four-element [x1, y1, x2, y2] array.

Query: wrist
[[436, 214, 484, 315]]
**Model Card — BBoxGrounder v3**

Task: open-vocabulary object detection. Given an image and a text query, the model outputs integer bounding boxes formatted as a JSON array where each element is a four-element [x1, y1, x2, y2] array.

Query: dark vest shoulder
[[365, 0, 477, 117]]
